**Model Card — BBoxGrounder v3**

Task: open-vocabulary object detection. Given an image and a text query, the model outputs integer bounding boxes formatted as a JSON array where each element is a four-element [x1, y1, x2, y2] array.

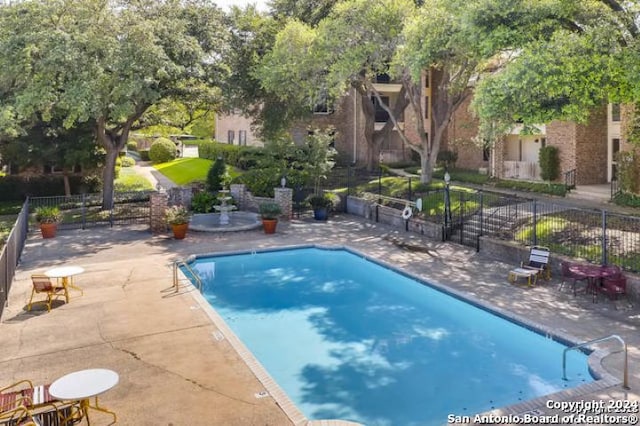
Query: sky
[[215, 0, 269, 12]]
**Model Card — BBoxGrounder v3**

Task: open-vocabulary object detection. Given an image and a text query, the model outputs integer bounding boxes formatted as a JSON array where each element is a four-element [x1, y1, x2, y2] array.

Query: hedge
[[0, 175, 102, 202]]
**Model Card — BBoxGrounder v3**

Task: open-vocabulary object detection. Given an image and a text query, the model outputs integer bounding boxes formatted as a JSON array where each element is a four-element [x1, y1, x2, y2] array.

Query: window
[[372, 96, 390, 122], [482, 146, 490, 162], [227, 130, 235, 144], [424, 73, 429, 88], [238, 130, 247, 146], [541, 137, 547, 148], [375, 73, 391, 84], [424, 96, 429, 119], [313, 87, 333, 114], [612, 104, 621, 122], [613, 138, 620, 156]]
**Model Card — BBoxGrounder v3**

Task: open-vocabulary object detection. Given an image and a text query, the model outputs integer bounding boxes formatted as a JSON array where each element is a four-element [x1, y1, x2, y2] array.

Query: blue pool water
[[189, 247, 593, 426]]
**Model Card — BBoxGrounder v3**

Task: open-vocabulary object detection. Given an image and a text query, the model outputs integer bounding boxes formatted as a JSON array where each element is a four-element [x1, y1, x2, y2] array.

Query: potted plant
[[259, 202, 282, 234], [34, 206, 62, 238], [165, 205, 190, 239], [307, 193, 336, 221]]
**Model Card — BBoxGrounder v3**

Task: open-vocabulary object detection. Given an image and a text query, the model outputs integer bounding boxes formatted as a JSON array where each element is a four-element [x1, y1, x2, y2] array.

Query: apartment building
[[217, 76, 633, 186]]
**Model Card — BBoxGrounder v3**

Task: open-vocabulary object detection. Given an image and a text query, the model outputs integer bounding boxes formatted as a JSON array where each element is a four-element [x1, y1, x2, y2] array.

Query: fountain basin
[[190, 212, 262, 233]]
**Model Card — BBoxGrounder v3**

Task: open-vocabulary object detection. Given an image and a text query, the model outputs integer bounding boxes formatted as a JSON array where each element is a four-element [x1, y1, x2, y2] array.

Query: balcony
[[503, 161, 541, 180], [373, 73, 402, 93]]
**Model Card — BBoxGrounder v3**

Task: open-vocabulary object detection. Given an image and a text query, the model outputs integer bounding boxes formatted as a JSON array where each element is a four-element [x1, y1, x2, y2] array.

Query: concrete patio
[[1, 213, 639, 425]]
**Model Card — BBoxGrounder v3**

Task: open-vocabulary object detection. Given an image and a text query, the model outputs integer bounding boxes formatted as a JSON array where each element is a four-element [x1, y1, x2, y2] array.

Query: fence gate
[[444, 190, 483, 251]]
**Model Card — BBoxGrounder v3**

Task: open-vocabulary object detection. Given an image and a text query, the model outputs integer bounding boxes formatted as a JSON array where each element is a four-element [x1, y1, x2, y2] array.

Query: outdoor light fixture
[[444, 171, 451, 185], [281, 176, 287, 188]]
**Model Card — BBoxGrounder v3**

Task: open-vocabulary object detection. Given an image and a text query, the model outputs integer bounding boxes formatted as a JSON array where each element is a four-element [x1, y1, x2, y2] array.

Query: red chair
[[0, 380, 70, 425], [599, 275, 627, 300], [559, 262, 588, 296]]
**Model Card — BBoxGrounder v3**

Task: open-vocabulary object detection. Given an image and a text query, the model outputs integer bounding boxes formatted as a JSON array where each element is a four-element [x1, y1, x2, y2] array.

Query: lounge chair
[[27, 275, 67, 312], [521, 246, 551, 280], [559, 261, 589, 295]]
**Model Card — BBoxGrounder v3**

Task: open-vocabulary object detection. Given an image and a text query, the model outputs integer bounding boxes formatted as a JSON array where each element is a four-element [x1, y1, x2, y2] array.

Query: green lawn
[[153, 158, 213, 185], [115, 167, 155, 191]]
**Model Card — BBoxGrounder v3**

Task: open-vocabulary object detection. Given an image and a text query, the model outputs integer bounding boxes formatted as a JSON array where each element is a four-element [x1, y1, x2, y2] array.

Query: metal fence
[[29, 191, 153, 230], [338, 165, 640, 273], [0, 201, 29, 318], [443, 193, 640, 272]]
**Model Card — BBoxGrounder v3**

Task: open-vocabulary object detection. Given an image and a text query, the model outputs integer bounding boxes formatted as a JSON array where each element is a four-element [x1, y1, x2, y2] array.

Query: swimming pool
[[188, 246, 595, 425]]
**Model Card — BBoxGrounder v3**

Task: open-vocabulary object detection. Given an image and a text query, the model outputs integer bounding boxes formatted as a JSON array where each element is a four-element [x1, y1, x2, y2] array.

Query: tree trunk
[[63, 172, 71, 197], [102, 148, 119, 210], [96, 107, 147, 209]]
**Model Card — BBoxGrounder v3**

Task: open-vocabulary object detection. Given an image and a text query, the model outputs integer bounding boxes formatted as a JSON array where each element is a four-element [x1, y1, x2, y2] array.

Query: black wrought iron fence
[[0, 201, 29, 318], [29, 191, 153, 230]]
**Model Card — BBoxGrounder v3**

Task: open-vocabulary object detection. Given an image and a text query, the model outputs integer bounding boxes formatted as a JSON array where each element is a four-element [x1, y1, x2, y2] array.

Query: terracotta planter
[[262, 219, 278, 234], [172, 223, 189, 239], [39, 223, 58, 239]]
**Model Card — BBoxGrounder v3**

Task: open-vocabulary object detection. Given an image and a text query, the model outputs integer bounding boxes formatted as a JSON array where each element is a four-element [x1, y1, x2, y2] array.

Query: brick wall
[[547, 121, 577, 182], [575, 107, 608, 184], [446, 95, 488, 171]]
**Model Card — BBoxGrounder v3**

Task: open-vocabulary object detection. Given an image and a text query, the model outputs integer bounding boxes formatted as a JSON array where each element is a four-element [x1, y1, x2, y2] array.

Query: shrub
[[307, 194, 333, 209], [0, 175, 102, 201], [149, 137, 177, 163], [120, 156, 135, 167], [34, 206, 62, 224], [436, 150, 458, 169], [538, 146, 560, 181], [614, 192, 640, 208], [616, 150, 639, 194], [191, 191, 217, 213], [207, 157, 227, 192], [165, 205, 190, 225], [126, 141, 138, 152], [493, 179, 567, 196], [259, 202, 282, 219]]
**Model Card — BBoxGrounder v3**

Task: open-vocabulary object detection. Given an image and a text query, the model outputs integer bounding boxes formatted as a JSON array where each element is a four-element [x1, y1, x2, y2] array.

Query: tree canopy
[[470, 0, 640, 140], [0, 0, 226, 207]]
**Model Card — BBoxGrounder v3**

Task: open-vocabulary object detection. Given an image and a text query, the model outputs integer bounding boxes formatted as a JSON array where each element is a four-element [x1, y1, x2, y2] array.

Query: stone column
[[230, 184, 248, 210], [274, 188, 293, 219], [150, 191, 169, 234]]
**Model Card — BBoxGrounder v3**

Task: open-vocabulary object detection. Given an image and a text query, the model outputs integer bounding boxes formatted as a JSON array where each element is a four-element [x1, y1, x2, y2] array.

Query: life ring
[[402, 206, 413, 220]]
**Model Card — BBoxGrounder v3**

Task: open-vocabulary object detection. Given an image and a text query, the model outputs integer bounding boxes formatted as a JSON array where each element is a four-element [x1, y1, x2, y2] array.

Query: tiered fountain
[[214, 189, 237, 225], [189, 189, 261, 233]]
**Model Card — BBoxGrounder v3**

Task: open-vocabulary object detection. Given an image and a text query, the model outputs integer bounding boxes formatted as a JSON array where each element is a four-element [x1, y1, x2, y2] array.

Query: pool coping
[[181, 243, 621, 426]]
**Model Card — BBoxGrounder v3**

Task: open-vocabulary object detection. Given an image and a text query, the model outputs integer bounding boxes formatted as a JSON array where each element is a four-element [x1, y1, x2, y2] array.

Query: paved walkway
[[1, 215, 639, 425], [133, 161, 178, 191]]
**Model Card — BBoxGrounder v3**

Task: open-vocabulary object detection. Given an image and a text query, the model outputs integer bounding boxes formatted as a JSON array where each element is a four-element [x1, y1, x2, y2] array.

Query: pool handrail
[[173, 260, 203, 293], [562, 334, 629, 389]]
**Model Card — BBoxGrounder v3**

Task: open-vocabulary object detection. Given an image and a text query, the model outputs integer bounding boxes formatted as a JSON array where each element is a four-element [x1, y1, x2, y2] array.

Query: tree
[[258, 0, 413, 172], [222, 6, 299, 140], [0, 0, 226, 208], [0, 120, 101, 196], [469, 0, 640, 140]]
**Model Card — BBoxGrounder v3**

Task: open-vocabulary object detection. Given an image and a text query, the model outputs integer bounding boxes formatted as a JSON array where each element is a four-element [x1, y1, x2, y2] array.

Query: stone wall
[[230, 184, 292, 220], [480, 237, 639, 301], [345, 195, 639, 301], [150, 192, 168, 234]]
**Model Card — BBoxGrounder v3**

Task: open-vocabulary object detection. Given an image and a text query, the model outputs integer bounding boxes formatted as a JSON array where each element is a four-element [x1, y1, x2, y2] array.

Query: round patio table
[[568, 264, 620, 302]]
